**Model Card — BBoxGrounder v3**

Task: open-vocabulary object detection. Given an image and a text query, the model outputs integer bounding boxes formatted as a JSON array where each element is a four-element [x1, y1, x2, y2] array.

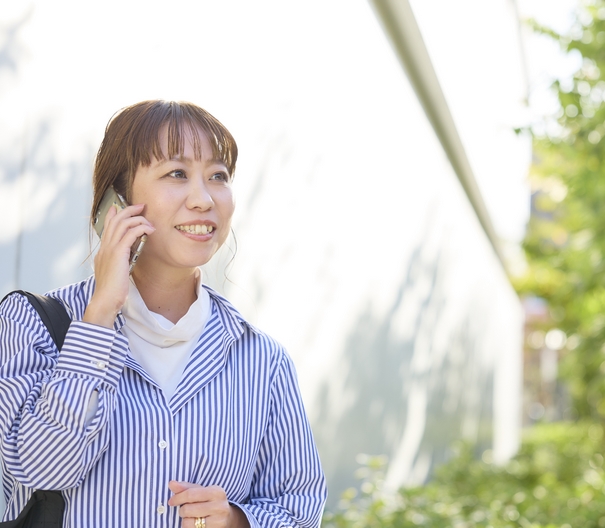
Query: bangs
[[126, 101, 238, 176]]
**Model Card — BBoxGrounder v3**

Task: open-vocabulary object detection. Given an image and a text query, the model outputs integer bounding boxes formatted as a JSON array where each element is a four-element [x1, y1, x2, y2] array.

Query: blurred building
[[0, 0, 527, 507], [521, 185, 573, 425]]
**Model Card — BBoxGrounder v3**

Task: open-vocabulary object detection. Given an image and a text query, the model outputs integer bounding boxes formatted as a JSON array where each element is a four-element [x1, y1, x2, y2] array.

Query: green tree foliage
[[514, 0, 605, 419], [322, 6, 605, 527], [323, 421, 605, 528]]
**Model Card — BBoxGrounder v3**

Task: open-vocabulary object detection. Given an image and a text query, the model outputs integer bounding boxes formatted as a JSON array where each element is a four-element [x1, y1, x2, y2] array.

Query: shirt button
[[157, 504, 166, 514], [158, 440, 168, 449], [93, 360, 107, 370]]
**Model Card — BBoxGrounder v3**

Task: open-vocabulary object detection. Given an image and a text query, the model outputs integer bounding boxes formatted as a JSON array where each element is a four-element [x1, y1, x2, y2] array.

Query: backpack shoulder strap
[[0, 294, 68, 523], [1, 290, 71, 350]]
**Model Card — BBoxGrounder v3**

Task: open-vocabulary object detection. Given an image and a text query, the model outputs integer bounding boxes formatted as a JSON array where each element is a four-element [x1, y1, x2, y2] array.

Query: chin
[[176, 252, 218, 269]]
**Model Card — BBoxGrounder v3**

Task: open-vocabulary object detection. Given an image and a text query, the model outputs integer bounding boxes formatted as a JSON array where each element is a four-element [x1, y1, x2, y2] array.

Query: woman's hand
[[168, 481, 250, 528], [83, 203, 154, 328]]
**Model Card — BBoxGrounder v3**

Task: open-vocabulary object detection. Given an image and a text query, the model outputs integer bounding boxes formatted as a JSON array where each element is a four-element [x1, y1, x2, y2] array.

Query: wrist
[[228, 504, 250, 528], [83, 300, 119, 328]]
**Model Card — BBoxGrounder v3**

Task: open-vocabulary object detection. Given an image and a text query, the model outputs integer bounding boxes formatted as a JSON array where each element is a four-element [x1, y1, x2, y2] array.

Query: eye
[[166, 169, 187, 179], [210, 171, 230, 182]]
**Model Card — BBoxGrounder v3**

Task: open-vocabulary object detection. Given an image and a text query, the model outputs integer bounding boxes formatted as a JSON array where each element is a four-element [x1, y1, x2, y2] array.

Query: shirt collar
[[83, 275, 254, 341], [202, 285, 257, 341]]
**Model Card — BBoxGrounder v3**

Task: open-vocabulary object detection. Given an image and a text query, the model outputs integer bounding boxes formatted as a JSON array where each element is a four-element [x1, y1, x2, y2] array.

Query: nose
[[186, 179, 214, 211]]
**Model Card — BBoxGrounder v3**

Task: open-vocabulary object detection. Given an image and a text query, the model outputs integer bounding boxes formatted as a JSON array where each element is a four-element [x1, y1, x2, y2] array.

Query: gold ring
[[195, 518, 205, 528]]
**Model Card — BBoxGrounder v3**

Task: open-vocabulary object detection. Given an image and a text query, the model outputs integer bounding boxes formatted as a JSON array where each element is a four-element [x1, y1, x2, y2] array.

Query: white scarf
[[121, 269, 210, 399]]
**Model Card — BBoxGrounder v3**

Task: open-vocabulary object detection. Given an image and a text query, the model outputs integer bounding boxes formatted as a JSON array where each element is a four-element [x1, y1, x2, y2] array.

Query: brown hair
[[90, 100, 238, 226]]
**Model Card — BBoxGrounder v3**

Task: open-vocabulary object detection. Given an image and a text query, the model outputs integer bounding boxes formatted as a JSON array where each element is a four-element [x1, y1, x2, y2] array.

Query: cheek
[[143, 199, 165, 224], [139, 189, 180, 226], [218, 192, 235, 223], [226, 200, 235, 222], [129, 168, 148, 205]]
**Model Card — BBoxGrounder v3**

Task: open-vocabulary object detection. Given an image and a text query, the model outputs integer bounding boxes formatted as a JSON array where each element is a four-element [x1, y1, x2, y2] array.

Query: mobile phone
[[93, 187, 147, 273]]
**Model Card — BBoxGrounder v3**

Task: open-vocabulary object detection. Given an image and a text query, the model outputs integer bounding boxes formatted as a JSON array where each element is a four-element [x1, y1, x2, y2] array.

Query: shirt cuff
[[54, 321, 129, 388]]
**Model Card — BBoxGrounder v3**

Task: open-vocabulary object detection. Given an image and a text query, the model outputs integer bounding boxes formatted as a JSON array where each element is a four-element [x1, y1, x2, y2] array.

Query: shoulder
[[203, 284, 291, 369], [0, 290, 40, 326], [45, 276, 96, 320], [0, 277, 94, 354]]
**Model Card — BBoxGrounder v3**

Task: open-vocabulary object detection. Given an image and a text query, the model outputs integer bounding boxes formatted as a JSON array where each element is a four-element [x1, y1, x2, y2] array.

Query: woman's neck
[[130, 265, 199, 324]]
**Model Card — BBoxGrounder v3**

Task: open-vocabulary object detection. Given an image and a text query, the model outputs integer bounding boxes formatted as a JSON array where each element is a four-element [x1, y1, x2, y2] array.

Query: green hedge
[[323, 421, 605, 527]]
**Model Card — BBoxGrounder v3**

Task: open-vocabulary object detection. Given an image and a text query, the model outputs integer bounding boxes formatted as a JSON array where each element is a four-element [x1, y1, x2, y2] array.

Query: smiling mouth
[[176, 225, 214, 235]]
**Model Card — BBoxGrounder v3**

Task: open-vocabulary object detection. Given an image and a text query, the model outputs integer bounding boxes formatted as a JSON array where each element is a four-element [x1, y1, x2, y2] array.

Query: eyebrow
[[152, 155, 226, 167]]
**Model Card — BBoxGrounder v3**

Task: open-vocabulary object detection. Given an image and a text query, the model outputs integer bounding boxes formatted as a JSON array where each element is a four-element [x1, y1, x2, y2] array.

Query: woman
[[0, 100, 327, 527]]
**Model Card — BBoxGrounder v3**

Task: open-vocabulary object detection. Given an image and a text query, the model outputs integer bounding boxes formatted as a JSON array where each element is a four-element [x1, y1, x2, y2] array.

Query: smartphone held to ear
[[93, 187, 147, 273]]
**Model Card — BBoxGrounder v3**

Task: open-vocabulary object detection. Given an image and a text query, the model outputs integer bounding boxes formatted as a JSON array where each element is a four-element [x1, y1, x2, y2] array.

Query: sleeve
[[235, 350, 327, 528], [0, 293, 128, 490]]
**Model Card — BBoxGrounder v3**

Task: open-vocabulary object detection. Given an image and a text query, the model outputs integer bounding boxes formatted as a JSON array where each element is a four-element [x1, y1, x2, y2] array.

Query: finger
[[181, 486, 223, 504], [169, 483, 228, 507], [168, 480, 199, 495], [168, 485, 208, 507], [101, 200, 134, 231], [183, 519, 209, 528], [177, 503, 212, 519], [102, 204, 152, 240], [117, 223, 154, 250], [98, 202, 116, 238], [115, 202, 147, 220], [168, 481, 203, 507], [95, 227, 153, 271], [102, 203, 150, 234], [100, 219, 155, 253], [178, 498, 233, 526]]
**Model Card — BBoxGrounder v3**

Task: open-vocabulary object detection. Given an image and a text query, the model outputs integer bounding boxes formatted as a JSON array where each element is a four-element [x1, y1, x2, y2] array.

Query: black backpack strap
[[0, 292, 68, 525], [0, 290, 71, 528], [0, 490, 65, 527], [1, 290, 71, 350]]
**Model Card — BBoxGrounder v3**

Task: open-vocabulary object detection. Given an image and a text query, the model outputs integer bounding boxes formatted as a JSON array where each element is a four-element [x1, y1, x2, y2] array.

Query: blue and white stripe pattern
[[0, 276, 326, 527]]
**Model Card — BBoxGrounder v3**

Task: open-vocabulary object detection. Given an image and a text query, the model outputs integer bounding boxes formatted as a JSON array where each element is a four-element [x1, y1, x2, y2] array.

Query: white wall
[[0, 0, 525, 506], [409, 0, 531, 244]]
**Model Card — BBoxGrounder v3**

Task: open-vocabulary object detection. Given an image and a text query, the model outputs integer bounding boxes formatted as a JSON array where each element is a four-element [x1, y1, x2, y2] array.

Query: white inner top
[[120, 269, 211, 400]]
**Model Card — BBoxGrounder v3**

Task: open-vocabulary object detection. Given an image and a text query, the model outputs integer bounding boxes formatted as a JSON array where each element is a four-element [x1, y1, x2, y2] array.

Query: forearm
[[1, 320, 128, 489], [8, 380, 114, 487]]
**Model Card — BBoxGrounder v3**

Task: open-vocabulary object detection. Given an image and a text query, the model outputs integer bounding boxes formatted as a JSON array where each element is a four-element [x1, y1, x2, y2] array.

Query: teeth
[[177, 225, 214, 234]]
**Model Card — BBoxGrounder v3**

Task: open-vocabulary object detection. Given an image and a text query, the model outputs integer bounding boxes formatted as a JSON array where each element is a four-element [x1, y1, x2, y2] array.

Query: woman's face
[[130, 126, 235, 274]]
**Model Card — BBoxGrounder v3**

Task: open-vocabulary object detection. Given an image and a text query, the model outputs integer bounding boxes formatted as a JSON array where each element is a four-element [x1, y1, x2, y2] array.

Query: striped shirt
[[0, 276, 326, 527]]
